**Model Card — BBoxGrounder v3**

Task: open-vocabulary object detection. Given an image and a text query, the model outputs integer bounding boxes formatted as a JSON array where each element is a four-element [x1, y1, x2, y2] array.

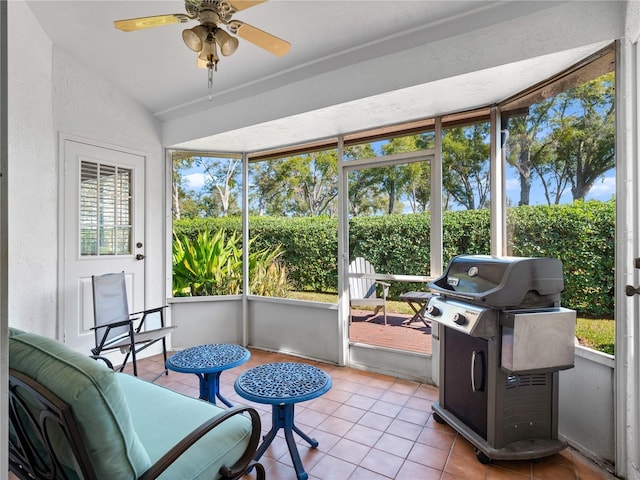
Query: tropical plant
[[173, 229, 241, 296], [172, 229, 290, 297], [248, 247, 290, 297]]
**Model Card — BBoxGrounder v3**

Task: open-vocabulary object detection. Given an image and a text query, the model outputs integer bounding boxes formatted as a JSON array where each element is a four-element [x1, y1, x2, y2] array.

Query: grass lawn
[[290, 291, 615, 356], [289, 291, 414, 314], [576, 317, 615, 356]]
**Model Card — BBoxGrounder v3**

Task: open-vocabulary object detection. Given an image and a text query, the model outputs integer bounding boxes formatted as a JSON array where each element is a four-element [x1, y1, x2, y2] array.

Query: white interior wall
[[7, 0, 165, 338], [7, 1, 56, 337]]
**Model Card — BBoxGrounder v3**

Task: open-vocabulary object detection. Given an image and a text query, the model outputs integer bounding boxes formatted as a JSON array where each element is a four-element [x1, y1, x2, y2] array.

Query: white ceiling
[[25, 0, 611, 152]]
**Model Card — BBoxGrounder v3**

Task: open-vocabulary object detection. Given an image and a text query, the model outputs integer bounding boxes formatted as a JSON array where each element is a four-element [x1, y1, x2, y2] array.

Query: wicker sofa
[[8, 328, 264, 480]]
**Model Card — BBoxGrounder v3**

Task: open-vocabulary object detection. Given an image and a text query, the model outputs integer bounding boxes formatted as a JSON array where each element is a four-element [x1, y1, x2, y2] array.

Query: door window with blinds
[[80, 160, 133, 256]]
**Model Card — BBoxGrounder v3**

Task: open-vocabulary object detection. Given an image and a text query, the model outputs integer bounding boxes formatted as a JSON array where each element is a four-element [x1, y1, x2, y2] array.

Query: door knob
[[136, 254, 145, 260], [625, 285, 640, 296]]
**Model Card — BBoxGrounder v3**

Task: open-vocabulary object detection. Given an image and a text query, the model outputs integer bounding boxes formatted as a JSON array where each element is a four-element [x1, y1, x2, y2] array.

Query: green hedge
[[173, 200, 614, 318], [507, 201, 614, 318]]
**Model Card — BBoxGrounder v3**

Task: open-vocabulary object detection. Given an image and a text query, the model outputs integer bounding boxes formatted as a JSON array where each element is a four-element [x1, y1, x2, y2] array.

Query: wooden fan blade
[[114, 14, 191, 32], [230, 21, 290, 57], [228, 0, 268, 12]]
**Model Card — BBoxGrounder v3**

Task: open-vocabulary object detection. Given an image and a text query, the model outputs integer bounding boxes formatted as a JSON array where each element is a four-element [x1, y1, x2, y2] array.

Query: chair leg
[[161, 337, 169, 376], [119, 351, 131, 373], [130, 346, 138, 377]]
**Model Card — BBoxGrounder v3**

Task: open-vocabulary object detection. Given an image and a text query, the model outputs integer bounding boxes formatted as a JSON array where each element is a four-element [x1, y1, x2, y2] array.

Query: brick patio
[[349, 310, 432, 355]]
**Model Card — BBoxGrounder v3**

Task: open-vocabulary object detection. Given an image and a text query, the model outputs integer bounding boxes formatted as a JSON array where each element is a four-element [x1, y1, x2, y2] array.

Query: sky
[[505, 170, 616, 206], [180, 163, 616, 211]]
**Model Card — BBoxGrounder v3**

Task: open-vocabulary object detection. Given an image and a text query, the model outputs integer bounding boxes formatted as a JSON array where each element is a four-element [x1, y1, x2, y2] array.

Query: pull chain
[[208, 63, 214, 101]]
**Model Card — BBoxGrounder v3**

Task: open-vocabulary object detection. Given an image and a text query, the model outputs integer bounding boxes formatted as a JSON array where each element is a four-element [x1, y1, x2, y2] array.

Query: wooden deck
[[349, 310, 432, 355]]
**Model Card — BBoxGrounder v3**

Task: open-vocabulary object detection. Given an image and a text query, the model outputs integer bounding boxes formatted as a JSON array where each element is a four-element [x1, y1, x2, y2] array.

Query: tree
[[549, 72, 615, 201], [347, 168, 386, 216], [249, 158, 295, 216], [289, 150, 338, 216], [506, 99, 555, 206], [406, 132, 435, 213], [172, 156, 200, 219], [442, 123, 491, 210], [506, 72, 615, 205], [376, 136, 421, 214], [250, 151, 338, 217], [344, 144, 386, 216], [196, 156, 242, 217]]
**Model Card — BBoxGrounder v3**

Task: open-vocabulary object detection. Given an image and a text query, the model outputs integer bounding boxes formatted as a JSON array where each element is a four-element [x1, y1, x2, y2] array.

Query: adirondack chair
[[348, 257, 390, 325]]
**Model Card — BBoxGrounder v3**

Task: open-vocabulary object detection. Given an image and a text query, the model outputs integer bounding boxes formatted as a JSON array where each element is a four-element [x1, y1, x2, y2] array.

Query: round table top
[[234, 362, 332, 405], [166, 344, 250, 374]]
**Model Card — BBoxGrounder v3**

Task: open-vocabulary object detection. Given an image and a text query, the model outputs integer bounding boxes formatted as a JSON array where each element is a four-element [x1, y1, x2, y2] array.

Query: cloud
[[184, 173, 205, 191], [506, 177, 520, 191], [588, 175, 616, 199]]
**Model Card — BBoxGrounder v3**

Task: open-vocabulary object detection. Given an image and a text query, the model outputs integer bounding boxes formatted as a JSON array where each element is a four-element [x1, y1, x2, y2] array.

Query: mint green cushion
[[8, 329, 151, 479], [8, 327, 27, 337], [117, 373, 254, 480]]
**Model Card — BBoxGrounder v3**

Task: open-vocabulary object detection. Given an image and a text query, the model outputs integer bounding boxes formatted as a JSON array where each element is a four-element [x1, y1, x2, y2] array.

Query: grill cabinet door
[[443, 327, 489, 438]]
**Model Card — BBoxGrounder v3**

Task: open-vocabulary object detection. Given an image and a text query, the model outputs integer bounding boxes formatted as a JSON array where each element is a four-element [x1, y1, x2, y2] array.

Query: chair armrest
[[132, 306, 169, 333], [376, 281, 391, 300], [90, 318, 132, 330], [90, 356, 115, 370], [130, 305, 168, 317], [91, 319, 136, 356], [138, 406, 264, 480]]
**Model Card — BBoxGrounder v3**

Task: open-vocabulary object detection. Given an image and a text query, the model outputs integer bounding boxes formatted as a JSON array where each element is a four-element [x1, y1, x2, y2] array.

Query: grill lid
[[428, 255, 564, 309]]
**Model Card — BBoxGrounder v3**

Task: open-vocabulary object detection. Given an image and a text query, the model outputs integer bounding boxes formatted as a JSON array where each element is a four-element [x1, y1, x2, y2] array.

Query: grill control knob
[[427, 305, 441, 317], [453, 313, 467, 326]]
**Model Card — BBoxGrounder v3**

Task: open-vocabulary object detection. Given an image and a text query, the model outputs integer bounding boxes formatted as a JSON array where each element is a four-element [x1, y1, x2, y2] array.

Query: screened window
[[441, 120, 492, 264]]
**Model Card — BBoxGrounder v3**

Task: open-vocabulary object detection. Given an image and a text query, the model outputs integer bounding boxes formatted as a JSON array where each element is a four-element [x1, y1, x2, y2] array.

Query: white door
[[62, 140, 145, 355]]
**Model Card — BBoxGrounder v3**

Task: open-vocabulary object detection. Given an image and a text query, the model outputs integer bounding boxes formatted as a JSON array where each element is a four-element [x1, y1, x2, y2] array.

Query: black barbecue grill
[[425, 255, 576, 464]]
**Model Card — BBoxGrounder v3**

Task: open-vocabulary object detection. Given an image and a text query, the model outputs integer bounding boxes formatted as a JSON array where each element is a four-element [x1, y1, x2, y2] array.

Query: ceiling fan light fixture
[[214, 28, 239, 56], [198, 39, 219, 63], [114, 0, 290, 102], [182, 24, 208, 52]]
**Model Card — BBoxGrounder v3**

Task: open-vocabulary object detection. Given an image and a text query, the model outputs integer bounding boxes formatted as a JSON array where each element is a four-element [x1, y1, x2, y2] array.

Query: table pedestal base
[[167, 344, 250, 408], [198, 372, 232, 407], [255, 403, 317, 480]]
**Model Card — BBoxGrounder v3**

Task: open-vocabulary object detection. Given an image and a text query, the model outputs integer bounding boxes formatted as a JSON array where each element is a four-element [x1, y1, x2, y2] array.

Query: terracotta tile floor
[[129, 348, 616, 480]]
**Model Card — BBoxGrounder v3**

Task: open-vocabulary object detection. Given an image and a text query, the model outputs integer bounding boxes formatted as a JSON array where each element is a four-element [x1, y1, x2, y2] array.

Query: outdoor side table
[[234, 362, 332, 480], [400, 291, 433, 327], [166, 343, 250, 407]]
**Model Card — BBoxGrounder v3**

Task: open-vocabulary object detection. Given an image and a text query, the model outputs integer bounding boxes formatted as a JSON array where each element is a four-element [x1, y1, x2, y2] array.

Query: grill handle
[[471, 350, 485, 392]]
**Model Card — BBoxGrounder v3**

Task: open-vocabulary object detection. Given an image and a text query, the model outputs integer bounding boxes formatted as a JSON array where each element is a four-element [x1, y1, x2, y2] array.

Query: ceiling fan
[[114, 0, 290, 98]]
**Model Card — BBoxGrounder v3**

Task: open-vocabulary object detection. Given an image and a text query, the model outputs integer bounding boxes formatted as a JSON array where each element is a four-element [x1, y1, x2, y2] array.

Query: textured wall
[[7, 0, 165, 338], [7, 1, 57, 337]]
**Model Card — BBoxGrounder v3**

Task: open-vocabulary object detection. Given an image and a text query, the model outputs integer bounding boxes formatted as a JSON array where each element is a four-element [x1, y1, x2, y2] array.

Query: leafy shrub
[[508, 201, 614, 318], [173, 230, 242, 296], [172, 229, 289, 297], [173, 200, 615, 318]]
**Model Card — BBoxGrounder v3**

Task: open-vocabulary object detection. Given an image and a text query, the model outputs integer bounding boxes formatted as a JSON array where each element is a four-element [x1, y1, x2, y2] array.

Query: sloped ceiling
[[26, 1, 615, 152]]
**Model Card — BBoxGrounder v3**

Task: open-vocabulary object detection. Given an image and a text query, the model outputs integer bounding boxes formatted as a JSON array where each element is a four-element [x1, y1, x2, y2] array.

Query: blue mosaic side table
[[234, 362, 332, 480], [166, 344, 250, 407]]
